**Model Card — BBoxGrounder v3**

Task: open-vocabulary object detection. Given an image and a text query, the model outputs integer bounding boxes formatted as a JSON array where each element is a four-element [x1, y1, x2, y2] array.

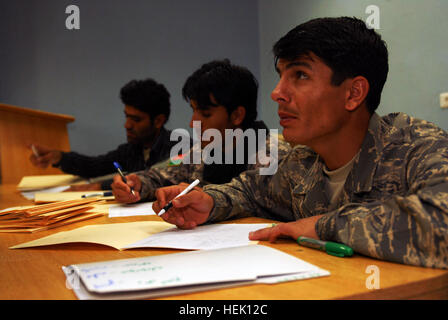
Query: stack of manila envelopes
[[0, 198, 106, 233]]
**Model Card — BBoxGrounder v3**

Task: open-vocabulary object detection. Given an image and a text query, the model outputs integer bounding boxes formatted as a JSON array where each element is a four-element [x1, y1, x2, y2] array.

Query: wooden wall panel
[[0, 103, 75, 184]]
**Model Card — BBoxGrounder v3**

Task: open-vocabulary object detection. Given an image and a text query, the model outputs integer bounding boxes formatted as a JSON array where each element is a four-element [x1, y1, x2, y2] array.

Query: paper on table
[[86, 204, 111, 215], [17, 175, 87, 191], [21, 186, 70, 200], [10, 222, 268, 251], [34, 191, 114, 203], [62, 245, 330, 299], [124, 223, 269, 250], [0, 205, 34, 214], [0, 198, 106, 233], [10, 221, 174, 250], [108, 202, 156, 217]]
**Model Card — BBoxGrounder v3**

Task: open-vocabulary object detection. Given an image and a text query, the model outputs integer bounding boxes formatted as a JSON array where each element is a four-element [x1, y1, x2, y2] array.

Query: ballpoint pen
[[81, 191, 113, 198], [157, 179, 200, 216], [297, 236, 353, 257], [113, 161, 136, 196], [31, 145, 39, 157]]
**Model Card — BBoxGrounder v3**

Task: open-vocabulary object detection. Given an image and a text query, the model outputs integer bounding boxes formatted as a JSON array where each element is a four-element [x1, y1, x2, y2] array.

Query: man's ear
[[153, 114, 167, 129], [345, 76, 369, 112], [230, 106, 246, 127]]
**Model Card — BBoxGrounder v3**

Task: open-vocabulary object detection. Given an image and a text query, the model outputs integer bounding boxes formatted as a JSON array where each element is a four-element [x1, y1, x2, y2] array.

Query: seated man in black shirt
[[112, 59, 290, 203], [29, 78, 181, 190]]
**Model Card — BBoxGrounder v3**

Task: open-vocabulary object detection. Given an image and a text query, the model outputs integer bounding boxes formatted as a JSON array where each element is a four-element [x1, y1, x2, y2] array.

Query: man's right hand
[[29, 144, 62, 169], [153, 184, 214, 229], [111, 173, 141, 203]]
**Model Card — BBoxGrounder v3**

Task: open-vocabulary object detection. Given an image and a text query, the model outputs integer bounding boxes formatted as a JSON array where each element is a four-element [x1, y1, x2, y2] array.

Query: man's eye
[[198, 110, 212, 118], [296, 71, 308, 79]]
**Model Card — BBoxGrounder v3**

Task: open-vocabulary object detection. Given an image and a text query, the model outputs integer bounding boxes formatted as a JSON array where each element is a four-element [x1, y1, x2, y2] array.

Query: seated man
[[29, 78, 181, 190], [152, 17, 448, 269], [111, 59, 290, 203]]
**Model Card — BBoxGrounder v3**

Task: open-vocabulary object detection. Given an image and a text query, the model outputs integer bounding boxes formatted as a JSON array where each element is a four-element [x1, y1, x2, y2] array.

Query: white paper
[[63, 245, 330, 299], [124, 223, 269, 250], [63, 265, 254, 300], [108, 202, 156, 217], [20, 185, 70, 200]]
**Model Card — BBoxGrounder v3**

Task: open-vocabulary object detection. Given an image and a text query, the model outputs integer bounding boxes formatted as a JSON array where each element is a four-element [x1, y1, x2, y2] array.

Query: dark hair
[[273, 16, 388, 114], [182, 59, 258, 128], [120, 78, 171, 120]]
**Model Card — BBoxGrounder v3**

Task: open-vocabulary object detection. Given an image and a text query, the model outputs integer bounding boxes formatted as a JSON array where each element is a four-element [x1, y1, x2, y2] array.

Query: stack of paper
[[10, 221, 331, 299], [17, 174, 88, 200], [62, 245, 330, 300], [0, 198, 105, 233]]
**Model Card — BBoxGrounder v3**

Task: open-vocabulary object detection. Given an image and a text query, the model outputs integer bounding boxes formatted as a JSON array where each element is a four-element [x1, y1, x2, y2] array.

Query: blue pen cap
[[113, 161, 121, 169]]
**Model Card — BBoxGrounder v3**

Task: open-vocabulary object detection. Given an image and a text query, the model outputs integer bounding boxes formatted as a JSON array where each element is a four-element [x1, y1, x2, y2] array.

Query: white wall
[[2, 0, 447, 157], [258, 0, 448, 131], [0, 0, 260, 154]]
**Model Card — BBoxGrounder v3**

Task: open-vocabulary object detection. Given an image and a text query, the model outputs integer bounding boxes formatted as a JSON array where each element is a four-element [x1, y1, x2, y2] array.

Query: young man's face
[[189, 96, 236, 148], [124, 105, 157, 146], [271, 53, 350, 148]]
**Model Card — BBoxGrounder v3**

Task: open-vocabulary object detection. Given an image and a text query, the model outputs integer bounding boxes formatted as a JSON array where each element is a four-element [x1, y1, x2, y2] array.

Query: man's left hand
[[248, 215, 323, 242]]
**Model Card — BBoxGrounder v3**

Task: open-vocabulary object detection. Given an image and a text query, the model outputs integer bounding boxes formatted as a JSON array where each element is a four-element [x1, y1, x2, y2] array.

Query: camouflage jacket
[[136, 123, 291, 201], [204, 113, 448, 269]]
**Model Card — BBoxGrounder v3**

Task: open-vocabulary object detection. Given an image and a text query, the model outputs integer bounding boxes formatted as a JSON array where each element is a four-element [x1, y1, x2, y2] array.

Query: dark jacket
[[55, 127, 183, 189]]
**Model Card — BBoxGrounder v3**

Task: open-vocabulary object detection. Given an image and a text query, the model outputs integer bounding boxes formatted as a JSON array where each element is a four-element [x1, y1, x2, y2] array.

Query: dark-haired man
[[111, 59, 290, 203], [153, 17, 448, 269], [30, 78, 180, 190]]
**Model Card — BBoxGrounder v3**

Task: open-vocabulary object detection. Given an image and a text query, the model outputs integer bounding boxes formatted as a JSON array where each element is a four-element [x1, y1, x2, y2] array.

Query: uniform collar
[[293, 113, 384, 195], [348, 113, 384, 194]]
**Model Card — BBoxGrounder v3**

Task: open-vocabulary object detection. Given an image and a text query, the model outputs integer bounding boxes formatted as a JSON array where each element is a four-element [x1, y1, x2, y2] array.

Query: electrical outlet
[[440, 92, 448, 109]]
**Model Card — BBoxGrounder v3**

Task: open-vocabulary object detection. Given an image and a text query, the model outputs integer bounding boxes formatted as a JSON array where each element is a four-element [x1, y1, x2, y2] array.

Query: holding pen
[[113, 161, 136, 196], [31, 144, 40, 157], [157, 179, 200, 216]]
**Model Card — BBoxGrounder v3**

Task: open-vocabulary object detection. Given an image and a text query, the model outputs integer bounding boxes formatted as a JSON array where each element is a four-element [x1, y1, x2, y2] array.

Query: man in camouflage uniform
[[153, 17, 448, 269], [112, 59, 291, 203]]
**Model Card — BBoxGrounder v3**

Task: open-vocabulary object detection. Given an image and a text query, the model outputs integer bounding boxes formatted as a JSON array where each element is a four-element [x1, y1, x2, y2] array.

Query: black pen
[[81, 191, 113, 198], [113, 161, 136, 196]]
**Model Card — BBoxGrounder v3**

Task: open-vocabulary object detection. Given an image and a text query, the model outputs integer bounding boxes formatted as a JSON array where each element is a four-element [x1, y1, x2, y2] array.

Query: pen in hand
[[158, 179, 200, 216], [113, 161, 136, 196], [31, 145, 40, 157]]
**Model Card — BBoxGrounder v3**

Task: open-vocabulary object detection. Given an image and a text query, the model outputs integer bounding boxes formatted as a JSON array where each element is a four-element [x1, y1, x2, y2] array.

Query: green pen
[[297, 236, 353, 257]]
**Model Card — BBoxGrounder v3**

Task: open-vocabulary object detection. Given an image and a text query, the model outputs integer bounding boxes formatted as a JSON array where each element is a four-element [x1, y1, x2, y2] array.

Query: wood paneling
[[0, 103, 75, 184]]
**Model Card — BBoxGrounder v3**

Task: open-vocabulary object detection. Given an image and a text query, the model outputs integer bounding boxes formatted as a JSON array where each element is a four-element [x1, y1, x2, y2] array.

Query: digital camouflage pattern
[[136, 130, 291, 201], [204, 113, 448, 269]]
